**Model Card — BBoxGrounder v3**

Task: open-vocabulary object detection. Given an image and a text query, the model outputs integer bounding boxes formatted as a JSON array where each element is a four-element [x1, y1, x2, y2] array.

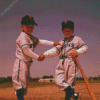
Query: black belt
[[59, 56, 68, 59], [29, 60, 33, 63]]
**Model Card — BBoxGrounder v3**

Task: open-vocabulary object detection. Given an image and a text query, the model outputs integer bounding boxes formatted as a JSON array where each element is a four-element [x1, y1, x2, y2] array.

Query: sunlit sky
[[0, 0, 100, 78]]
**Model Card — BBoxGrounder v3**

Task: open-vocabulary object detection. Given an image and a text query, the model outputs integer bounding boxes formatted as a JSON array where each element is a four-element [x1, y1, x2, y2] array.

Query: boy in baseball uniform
[[12, 15, 61, 100], [41, 20, 88, 100]]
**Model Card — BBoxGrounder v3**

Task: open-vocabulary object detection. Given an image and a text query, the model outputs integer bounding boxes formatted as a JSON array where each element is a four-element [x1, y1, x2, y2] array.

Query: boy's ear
[[21, 25, 23, 30]]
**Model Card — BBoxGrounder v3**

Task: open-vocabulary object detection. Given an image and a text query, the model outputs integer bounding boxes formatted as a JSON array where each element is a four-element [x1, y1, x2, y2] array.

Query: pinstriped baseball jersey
[[43, 35, 88, 91], [16, 32, 38, 62]]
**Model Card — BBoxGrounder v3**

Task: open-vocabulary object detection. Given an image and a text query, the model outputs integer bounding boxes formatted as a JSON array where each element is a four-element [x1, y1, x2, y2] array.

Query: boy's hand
[[37, 54, 45, 61], [54, 41, 64, 47], [72, 51, 78, 58], [54, 42, 60, 46]]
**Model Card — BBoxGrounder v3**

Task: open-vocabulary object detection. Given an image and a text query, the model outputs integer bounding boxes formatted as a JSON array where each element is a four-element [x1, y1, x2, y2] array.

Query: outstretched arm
[[37, 39, 64, 46], [37, 47, 59, 62], [37, 46, 61, 61], [43, 45, 61, 58]]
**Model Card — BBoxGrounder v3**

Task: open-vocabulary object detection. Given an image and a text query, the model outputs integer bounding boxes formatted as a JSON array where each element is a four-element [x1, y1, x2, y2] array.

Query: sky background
[[0, 0, 100, 78]]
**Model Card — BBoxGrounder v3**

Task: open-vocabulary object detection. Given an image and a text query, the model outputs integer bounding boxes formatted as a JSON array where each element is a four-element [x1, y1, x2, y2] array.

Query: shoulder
[[73, 36, 83, 40], [21, 32, 30, 39], [59, 39, 64, 45], [16, 32, 29, 42], [74, 36, 81, 39]]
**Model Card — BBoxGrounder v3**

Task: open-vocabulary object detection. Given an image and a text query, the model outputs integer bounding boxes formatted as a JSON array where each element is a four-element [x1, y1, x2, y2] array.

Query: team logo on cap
[[65, 20, 68, 24], [29, 16, 32, 19]]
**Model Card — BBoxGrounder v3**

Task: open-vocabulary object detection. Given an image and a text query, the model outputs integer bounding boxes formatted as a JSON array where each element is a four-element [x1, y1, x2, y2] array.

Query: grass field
[[0, 81, 100, 100]]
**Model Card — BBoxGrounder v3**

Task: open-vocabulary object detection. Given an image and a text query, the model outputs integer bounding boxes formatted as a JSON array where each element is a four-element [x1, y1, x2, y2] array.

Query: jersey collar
[[64, 35, 74, 42]]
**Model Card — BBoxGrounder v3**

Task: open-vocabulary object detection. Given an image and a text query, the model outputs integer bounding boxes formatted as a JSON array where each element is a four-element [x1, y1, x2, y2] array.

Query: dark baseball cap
[[21, 15, 38, 26], [61, 20, 74, 30]]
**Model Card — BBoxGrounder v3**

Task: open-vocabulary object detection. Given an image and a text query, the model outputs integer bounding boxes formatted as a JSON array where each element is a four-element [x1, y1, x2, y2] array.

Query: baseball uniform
[[43, 35, 88, 91], [12, 32, 54, 95]]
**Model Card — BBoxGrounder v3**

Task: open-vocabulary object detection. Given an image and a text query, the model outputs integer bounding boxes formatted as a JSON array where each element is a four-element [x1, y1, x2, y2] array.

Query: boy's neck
[[64, 35, 74, 40]]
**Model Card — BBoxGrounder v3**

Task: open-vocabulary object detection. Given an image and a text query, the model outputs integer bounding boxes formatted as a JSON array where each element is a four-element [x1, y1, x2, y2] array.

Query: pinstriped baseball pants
[[12, 58, 31, 95], [54, 58, 78, 91]]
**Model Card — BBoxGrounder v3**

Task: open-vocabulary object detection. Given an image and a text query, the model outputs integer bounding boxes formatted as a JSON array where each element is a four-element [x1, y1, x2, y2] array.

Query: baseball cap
[[21, 15, 38, 26], [61, 20, 74, 30]]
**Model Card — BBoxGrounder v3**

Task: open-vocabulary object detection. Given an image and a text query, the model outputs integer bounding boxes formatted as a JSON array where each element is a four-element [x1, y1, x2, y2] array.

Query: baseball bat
[[74, 57, 96, 100]]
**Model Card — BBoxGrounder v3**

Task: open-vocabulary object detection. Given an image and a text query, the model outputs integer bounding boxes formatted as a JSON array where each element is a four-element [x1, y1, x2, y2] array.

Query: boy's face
[[21, 24, 34, 34], [62, 28, 74, 38]]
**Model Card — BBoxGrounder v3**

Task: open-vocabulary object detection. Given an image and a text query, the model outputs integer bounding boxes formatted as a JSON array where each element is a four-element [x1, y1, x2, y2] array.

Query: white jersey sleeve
[[23, 47, 39, 60], [43, 45, 61, 57], [76, 37, 88, 54], [76, 45, 88, 54], [37, 39, 54, 46]]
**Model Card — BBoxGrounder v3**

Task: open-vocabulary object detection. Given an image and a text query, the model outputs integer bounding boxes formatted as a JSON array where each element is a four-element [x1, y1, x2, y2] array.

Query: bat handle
[[74, 57, 97, 100]]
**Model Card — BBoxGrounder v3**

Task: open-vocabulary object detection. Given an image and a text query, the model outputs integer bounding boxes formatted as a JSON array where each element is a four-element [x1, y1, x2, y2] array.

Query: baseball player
[[12, 15, 62, 100], [40, 20, 88, 100]]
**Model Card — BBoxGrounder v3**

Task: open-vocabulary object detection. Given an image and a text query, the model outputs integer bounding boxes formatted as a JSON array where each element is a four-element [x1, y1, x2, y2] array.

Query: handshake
[[37, 54, 45, 61]]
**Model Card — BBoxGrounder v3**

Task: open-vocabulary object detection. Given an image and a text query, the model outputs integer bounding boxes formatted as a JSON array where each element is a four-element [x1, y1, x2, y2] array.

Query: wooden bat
[[74, 57, 96, 100]]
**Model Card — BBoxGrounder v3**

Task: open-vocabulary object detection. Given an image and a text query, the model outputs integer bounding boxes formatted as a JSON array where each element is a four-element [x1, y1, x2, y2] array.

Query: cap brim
[[34, 23, 38, 26]]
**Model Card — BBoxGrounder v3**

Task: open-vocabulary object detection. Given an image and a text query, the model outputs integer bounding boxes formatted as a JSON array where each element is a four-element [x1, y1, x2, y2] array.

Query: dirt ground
[[0, 83, 100, 100]]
